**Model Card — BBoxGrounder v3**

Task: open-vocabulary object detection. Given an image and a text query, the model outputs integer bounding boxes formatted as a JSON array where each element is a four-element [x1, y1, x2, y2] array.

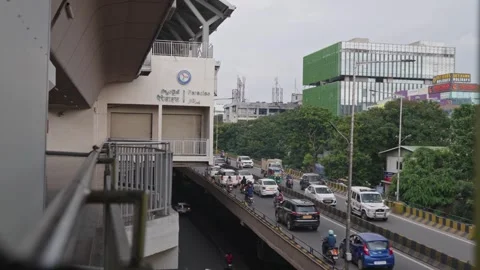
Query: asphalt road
[[199, 166, 436, 270], [232, 161, 475, 264]]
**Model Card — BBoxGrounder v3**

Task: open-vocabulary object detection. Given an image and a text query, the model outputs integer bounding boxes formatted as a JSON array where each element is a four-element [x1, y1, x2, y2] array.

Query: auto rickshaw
[[267, 166, 283, 184]]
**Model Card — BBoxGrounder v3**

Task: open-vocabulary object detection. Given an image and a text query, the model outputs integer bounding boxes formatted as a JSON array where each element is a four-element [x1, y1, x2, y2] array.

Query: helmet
[[328, 230, 334, 236]]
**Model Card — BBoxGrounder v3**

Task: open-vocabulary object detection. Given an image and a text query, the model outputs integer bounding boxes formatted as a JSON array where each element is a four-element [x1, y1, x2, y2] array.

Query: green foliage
[[215, 102, 477, 221]]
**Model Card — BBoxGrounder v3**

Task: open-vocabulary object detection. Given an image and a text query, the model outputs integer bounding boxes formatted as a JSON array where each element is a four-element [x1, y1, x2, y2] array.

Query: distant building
[[302, 38, 456, 116], [223, 101, 298, 123], [369, 73, 479, 114], [291, 93, 303, 105]]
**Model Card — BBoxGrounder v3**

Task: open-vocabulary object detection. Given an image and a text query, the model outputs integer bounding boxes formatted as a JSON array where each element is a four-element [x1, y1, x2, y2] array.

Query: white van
[[348, 186, 390, 221]]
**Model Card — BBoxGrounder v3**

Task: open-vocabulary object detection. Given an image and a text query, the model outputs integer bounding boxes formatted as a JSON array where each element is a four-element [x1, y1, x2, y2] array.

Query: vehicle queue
[[205, 153, 396, 269]]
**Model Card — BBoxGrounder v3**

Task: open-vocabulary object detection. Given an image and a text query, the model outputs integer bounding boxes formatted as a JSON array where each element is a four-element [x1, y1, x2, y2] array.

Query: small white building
[[378, 145, 446, 194]]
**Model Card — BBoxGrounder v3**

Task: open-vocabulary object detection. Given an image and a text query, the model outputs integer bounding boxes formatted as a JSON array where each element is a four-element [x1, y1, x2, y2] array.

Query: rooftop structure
[[223, 101, 298, 123]]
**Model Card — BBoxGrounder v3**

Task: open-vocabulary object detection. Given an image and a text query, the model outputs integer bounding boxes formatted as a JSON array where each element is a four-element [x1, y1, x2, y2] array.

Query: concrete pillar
[[0, 0, 51, 248]]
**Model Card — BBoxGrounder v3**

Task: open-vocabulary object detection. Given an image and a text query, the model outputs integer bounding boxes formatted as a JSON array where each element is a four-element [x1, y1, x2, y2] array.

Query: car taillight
[[363, 244, 370, 256], [291, 212, 300, 216], [314, 211, 320, 215], [388, 244, 394, 255]]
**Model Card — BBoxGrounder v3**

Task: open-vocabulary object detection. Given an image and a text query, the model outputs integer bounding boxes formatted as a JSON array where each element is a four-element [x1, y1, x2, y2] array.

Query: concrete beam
[[184, 0, 206, 24], [194, 0, 224, 19], [174, 13, 195, 38]]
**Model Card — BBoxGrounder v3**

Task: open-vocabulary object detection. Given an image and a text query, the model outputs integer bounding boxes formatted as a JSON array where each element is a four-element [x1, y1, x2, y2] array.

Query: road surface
[[233, 161, 474, 264]]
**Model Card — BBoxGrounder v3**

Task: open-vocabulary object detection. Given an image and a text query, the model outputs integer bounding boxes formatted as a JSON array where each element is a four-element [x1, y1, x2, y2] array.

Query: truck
[[261, 159, 283, 184]]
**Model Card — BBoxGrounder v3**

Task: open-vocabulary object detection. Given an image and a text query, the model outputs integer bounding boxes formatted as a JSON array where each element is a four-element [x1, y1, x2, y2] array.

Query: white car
[[349, 186, 390, 221], [237, 155, 254, 168], [217, 169, 238, 186], [237, 170, 254, 183], [209, 165, 221, 177], [253, 178, 278, 197], [304, 184, 337, 206], [173, 202, 191, 214]]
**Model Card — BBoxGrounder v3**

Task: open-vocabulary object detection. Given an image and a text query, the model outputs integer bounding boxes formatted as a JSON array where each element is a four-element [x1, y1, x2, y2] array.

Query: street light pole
[[344, 59, 414, 269], [396, 97, 403, 201]]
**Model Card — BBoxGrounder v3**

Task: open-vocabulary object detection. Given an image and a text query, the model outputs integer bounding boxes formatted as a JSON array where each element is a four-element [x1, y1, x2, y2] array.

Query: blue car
[[339, 232, 394, 269]]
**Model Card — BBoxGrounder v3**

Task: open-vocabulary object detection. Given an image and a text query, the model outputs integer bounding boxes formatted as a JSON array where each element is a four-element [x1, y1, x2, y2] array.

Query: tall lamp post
[[369, 90, 411, 201], [344, 59, 415, 269], [214, 97, 234, 154]]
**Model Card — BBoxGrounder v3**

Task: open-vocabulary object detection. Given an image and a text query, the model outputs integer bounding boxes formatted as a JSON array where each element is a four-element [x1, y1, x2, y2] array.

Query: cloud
[[211, 0, 479, 100]]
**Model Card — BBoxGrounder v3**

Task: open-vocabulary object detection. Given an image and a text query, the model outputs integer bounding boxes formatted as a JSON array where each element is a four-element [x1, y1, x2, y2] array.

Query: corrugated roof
[[378, 145, 447, 155]]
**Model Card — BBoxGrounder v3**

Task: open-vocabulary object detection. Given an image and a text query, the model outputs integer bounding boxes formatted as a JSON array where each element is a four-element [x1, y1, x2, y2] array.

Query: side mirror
[[382, 199, 385, 204]]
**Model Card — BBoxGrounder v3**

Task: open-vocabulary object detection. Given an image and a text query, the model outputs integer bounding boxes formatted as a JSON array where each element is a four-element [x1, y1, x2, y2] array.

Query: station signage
[[156, 89, 211, 104]]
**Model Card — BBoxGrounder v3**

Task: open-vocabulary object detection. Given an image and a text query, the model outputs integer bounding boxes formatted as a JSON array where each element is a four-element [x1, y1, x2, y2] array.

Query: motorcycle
[[225, 263, 233, 270], [227, 184, 233, 193], [286, 178, 293, 188], [273, 195, 284, 207], [246, 196, 254, 206], [326, 247, 339, 265]]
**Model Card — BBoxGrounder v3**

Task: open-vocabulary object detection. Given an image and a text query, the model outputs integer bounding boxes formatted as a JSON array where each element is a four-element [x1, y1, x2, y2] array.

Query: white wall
[[47, 55, 216, 155], [0, 0, 50, 248], [126, 211, 179, 269]]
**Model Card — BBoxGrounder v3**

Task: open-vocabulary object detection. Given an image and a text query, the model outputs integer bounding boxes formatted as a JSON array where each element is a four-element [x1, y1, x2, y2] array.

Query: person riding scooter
[[224, 252, 233, 269], [226, 176, 233, 192], [274, 188, 284, 206], [322, 230, 337, 255], [245, 182, 254, 202], [286, 174, 293, 188], [240, 176, 247, 191]]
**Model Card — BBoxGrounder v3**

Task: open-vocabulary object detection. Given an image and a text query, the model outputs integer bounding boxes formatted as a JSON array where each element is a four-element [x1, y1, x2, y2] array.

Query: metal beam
[[174, 13, 195, 38], [194, 0, 224, 19], [193, 15, 221, 40], [166, 24, 183, 41], [184, 0, 207, 24]]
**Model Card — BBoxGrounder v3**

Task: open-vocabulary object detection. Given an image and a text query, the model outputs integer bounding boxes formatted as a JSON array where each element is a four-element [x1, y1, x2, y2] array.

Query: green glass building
[[302, 38, 456, 115]]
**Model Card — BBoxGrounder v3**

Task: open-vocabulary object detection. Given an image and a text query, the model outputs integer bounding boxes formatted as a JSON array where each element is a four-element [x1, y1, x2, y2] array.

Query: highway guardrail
[[223, 154, 475, 241], [189, 168, 338, 270]]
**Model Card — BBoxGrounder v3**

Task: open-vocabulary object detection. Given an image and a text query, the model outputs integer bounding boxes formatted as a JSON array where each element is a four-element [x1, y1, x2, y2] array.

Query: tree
[[388, 148, 457, 209], [449, 104, 476, 180]]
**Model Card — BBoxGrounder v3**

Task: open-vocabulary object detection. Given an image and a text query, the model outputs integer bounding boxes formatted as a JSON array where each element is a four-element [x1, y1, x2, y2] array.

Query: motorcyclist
[[226, 176, 233, 188], [245, 182, 254, 202], [322, 230, 337, 255], [286, 174, 293, 187], [274, 188, 284, 204], [225, 252, 233, 267], [240, 176, 247, 191]]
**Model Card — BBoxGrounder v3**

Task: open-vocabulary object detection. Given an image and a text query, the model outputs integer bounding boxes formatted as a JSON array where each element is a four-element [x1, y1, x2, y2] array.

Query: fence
[[164, 139, 209, 156], [109, 142, 173, 224], [152, 40, 213, 58]]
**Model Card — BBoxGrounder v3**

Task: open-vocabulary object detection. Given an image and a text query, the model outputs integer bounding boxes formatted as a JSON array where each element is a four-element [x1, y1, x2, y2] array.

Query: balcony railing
[[12, 141, 174, 270], [110, 142, 173, 225], [152, 40, 213, 58], [162, 139, 209, 156]]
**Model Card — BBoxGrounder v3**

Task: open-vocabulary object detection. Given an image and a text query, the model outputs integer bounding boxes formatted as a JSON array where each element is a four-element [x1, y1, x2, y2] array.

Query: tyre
[[312, 226, 318, 231], [357, 259, 364, 269], [286, 219, 294, 231], [383, 217, 388, 221], [361, 211, 368, 220], [339, 246, 345, 259], [275, 212, 281, 222]]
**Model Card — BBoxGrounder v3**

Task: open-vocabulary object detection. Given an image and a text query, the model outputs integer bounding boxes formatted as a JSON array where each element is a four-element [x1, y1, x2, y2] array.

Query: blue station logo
[[177, 70, 192, 85]]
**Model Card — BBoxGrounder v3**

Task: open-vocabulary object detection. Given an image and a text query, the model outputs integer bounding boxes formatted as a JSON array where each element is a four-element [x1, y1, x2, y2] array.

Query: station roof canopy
[[158, 0, 236, 41], [378, 146, 447, 155]]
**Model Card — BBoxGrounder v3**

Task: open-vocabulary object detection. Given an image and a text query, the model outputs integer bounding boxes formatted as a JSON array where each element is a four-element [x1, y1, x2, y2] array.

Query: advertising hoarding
[[428, 83, 451, 94], [451, 83, 479, 92], [432, 73, 471, 84]]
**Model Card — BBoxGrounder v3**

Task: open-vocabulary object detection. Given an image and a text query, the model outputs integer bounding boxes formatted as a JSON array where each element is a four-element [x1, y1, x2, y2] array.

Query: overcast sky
[[210, 0, 479, 103]]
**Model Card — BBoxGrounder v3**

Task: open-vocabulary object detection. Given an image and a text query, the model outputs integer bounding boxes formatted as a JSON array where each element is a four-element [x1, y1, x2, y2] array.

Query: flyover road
[[228, 180, 435, 270], [231, 160, 475, 264]]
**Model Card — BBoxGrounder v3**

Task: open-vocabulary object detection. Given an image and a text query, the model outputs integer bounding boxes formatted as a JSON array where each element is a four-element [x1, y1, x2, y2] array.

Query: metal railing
[[10, 141, 174, 270], [163, 139, 209, 156], [109, 142, 173, 224], [152, 40, 213, 58]]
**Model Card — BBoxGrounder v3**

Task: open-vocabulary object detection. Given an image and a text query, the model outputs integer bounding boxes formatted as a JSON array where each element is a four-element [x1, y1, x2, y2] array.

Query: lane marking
[[333, 192, 475, 246]]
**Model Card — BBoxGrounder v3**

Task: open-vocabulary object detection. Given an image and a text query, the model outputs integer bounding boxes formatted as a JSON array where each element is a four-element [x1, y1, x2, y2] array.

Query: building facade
[[303, 38, 456, 115], [223, 101, 298, 123]]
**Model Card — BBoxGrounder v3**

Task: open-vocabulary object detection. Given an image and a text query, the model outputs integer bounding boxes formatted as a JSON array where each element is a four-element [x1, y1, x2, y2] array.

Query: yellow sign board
[[432, 73, 471, 84]]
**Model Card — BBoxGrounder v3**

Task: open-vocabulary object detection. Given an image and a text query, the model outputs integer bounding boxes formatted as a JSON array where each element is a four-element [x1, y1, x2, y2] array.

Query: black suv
[[299, 173, 326, 190], [275, 199, 320, 231]]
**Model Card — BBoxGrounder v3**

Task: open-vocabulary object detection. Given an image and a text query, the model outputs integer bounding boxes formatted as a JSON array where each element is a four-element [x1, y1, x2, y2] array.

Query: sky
[[210, 0, 479, 103]]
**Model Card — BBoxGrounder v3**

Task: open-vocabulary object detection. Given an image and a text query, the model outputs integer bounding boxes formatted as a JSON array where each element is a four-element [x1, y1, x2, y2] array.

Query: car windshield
[[296, 205, 316, 212], [315, 187, 332, 194], [241, 157, 251, 160], [239, 171, 251, 176], [224, 171, 235, 176], [263, 180, 277, 185], [367, 240, 388, 251], [305, 175, 320, 181], [361, 193, 383, 203]]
